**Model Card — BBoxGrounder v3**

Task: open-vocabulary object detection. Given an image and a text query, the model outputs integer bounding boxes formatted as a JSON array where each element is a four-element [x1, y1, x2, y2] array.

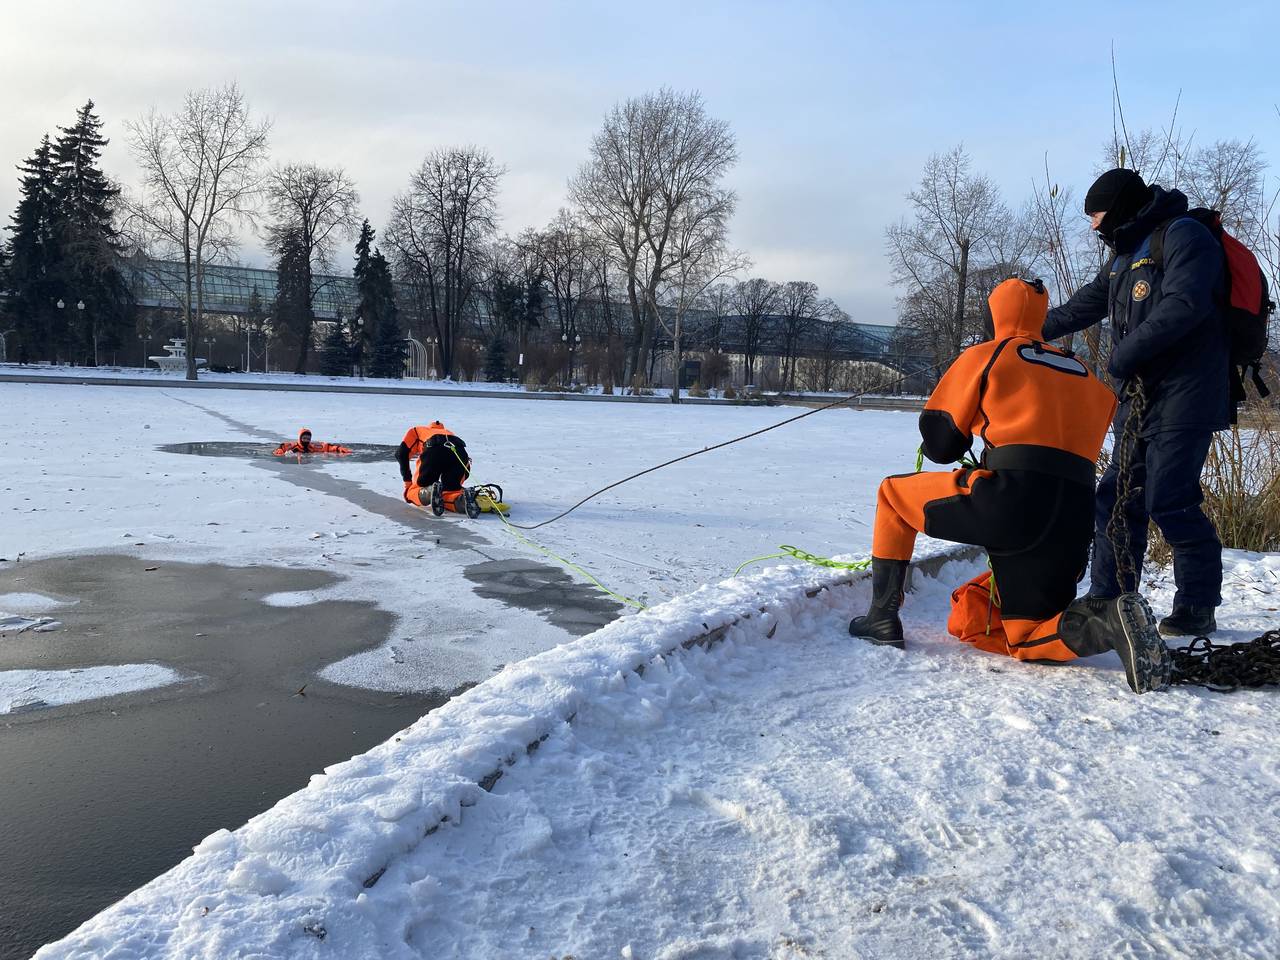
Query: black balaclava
[[1085, 168, 1153, 246]]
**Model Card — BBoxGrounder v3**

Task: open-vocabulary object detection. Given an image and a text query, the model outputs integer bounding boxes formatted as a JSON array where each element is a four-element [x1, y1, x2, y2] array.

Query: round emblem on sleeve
[[1132, 280, 1151, 301]]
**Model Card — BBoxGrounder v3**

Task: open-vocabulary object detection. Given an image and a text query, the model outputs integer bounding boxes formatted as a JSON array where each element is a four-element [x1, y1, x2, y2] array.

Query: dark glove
[[1107, 341, 1136, 382]]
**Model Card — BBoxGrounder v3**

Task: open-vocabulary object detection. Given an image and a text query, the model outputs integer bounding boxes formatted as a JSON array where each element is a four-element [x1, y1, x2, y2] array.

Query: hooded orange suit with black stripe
[[273, 428, 351, 456], [398, 421, 471, 508], [872, 278, 1118, 661]]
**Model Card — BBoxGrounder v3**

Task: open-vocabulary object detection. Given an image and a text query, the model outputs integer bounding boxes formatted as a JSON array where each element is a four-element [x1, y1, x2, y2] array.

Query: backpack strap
[[1248, 362, 1271, 400], [1147, 216, 1189, 271]]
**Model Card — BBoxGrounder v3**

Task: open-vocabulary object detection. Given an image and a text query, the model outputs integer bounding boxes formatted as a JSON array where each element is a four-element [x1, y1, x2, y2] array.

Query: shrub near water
[[1201, 397, 1280, 553], [1095, 392, 1280, 567]]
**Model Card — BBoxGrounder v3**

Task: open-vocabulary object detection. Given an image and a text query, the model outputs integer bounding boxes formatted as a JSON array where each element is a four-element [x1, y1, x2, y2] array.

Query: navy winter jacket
[[1043, 187, 1229, 436]]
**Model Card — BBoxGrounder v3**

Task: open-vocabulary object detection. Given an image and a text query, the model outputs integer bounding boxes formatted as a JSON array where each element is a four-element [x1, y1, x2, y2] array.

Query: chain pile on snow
[[1107, 380, 1279, 693], [1106, 379, 1147, 592], [1169, 630, 1280, 692]]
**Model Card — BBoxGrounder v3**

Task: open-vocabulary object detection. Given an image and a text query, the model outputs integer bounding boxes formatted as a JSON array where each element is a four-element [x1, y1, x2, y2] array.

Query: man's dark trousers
[[1091, 428, 1222, 607]]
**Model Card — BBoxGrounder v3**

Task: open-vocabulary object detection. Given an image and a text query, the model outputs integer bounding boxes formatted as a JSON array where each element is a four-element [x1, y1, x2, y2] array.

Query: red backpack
[[1149, 208, 1274, 420]]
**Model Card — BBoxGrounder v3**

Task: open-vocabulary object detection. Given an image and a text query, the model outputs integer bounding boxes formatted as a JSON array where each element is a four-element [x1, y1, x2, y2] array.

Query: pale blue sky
[[3, 0, 1277, 321]]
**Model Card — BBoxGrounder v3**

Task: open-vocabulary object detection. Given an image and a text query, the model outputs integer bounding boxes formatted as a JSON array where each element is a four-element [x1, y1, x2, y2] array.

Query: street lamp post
[[561, 332, 582, 386], [353, 315, 363, 378], [427, 335, 438, 379], [55, 298, 92, 364]]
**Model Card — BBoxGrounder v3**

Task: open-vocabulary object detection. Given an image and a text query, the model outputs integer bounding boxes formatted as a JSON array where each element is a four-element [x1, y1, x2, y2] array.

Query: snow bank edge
[[35, 543, 981, 959]]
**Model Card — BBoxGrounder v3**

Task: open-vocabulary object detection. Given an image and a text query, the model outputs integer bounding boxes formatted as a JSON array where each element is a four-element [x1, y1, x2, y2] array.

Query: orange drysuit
[[397, 421, 471, 508], [273, 428, 351, 456], [872, 278, 1118, 661]]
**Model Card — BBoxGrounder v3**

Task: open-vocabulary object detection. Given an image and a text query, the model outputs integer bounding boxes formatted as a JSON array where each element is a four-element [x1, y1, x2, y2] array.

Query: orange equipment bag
[[946, 569, 1013, 657]]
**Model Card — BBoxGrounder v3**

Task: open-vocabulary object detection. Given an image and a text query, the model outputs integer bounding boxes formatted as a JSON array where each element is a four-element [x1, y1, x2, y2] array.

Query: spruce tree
[[273, 228, 313, 371], [354, 228, 403, 379], [483, 336, 509, 382], [352, 219, 375, 372], [319, 313, 351, 376], [5, 135, 61, 361], [51, 101, 130, 364]]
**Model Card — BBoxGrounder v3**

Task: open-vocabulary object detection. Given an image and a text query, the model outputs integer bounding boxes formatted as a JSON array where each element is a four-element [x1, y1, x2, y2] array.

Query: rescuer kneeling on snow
[[273, 427, 351, 456], [397, 420, 480, 518], [849, 278, 1172, 693]]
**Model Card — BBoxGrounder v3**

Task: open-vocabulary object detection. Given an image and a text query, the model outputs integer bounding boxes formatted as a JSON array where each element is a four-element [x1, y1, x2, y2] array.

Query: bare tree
[[1031, 162, 1111, 371], [732, 277, 778, 386], [124, 83, 270, 379], [648, 215, 746, 402], [265, 163, 360, 372], [481, 231, 545, 356], [387, 146, 503, 377], [570, 88, 737, 389], [1183, 139, 1269, 242], [537, 211, 597, 346], [699, 282, 734, 354], [799, 298, 851, 393], [886, 146, 1003, 365], [775, 280, 820, 391]]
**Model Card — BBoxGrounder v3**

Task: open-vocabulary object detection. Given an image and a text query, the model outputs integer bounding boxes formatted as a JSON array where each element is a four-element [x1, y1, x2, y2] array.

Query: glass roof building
[[120, 255, 906, 364], [125, 256, 359, 319]]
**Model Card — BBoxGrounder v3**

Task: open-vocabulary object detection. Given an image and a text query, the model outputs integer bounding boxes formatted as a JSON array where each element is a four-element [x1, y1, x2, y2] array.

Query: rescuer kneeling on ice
[[397, 420, 480, 518], [849, 277, 1172, 693]]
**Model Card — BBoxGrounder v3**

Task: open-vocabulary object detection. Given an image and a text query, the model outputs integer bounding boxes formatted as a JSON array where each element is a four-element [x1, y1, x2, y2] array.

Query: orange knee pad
[[948, 571, 1075, 662]]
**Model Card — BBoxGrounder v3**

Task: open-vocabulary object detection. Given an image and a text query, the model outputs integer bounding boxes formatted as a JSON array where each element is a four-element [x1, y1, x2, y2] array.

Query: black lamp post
[[56, 298, 90, 364]]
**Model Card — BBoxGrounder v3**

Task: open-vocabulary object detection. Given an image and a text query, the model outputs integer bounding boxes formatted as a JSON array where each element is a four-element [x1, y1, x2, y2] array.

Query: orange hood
[[298, 427, 312, 443], [989, 278, 1048, 340]]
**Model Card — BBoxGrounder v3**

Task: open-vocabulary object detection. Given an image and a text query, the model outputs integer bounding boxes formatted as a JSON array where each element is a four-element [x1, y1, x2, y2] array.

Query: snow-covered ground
[[2, 379, 906, 704], [6, 380, 1279, 959]]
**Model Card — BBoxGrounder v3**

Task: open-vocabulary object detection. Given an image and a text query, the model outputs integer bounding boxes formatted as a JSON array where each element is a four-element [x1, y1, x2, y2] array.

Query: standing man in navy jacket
[[1044, 168, 1228, 637]]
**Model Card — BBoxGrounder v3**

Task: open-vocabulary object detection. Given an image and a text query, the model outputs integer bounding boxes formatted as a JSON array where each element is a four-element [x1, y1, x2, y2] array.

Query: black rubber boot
[[1059, 594, 1172, 694], [461, 487, 481, 519], [849, 558, 909, 650], [1158, 604, 1217, 638]]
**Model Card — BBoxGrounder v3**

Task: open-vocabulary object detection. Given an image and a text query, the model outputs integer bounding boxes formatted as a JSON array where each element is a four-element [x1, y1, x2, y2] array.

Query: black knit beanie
[[1085, 168, 1152, 225]]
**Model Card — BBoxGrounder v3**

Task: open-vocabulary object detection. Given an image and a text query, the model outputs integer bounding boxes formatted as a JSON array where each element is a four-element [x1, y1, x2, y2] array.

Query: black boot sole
[[848, 617, 905, 650], [1157, 617, 1217, 638], [1116, 594, 1172, 694]]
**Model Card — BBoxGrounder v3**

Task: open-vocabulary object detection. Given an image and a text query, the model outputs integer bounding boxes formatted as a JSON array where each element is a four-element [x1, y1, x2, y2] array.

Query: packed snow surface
[[35, 550, 1280, 959], [6, 380, 1279, 958]]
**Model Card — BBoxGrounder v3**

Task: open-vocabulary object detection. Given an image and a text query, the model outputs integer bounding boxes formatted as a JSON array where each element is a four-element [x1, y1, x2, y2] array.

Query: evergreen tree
[[482, 335, 509, 382], [273, 228, 313, 370], [319, 313, 352, 376], [51, 101, 130, 365], [0, 245, 9, 362], [352, 219, 375, 372], [354, 223, 403, 378], [5, 135, 61, 361]]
